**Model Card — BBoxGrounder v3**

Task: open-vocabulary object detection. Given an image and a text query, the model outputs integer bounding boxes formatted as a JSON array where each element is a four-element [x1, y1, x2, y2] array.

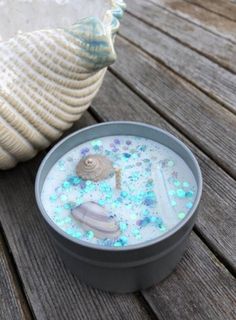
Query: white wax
[[41, 135, 197, 247]]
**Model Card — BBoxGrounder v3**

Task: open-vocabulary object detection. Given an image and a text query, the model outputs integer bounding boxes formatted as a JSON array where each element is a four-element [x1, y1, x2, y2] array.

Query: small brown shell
[[76, 154, 114, 182]]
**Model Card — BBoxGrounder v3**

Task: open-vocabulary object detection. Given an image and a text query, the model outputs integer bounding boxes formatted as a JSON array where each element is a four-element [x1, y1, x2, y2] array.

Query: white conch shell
[[0, 0, 126, 169], [76, 154, 114, 181]]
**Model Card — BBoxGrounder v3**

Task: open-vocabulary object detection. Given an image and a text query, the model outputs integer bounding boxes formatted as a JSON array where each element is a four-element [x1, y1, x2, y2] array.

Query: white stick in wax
[[152, 163, 179, 228]]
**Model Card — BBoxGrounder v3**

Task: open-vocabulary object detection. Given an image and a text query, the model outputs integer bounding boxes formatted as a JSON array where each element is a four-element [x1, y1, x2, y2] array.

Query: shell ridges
[[0, 0, 126, 169]]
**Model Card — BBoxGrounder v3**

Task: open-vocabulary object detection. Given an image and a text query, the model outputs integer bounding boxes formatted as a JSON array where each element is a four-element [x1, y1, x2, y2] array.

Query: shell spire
[[76, 154, 114, 182], [65, 17, 116, 71]]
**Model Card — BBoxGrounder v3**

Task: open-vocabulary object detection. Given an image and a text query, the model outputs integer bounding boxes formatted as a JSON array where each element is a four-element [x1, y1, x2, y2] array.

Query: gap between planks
[[184, 0, 236, 22], [149, 0, 236, 44], [91, 100, 236, 275], [0, 226, 33, 320], [109, 36, 236, 180], [139, 233, 236, 320], [90, 70, 236, 273], [0, 110, 234, 320], [0, 110, 235, 320], [123, 1, 236, 115], [89, 97, 236, 319], [118, 28, 236, 116], [124, 0, 236, 74], [0, 113, 158, 320], [193, 224, 236, 277]]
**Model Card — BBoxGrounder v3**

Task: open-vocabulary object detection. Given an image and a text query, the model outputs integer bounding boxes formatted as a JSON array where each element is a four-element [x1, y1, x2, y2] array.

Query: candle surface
[[41, 135, 197, 247]]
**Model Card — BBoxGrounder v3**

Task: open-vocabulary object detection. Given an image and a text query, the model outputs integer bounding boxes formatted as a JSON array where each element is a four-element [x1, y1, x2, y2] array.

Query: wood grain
[[0, 2, 235, 319], [185, 0, 236, 21], [92, 72, 236, 319], [120, 10, 236, 114], [151, 0, 236, 43], [110, 37, 236, 178], [142, 233, 236, 320], [0, 106, 235, 320], [0, 233, 32, 320], [125, 0, 236, 73], [92, 71, 236, 271], [0, 113, 154, 320]]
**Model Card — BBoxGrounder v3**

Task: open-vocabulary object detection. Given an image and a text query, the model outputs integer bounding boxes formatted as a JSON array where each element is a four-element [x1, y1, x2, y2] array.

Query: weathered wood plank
[[125, 0, 236, 73], [142, 233, 236, 320], [91, 72, 236, 319], [185, 0, 236, 21], [110, 37, 236, 178], [151, 0, 236, 43], [92, 71, 236, 271], [0, 113, 154, 320], [0, 233, 32, 320], [120, 10, 236, 114]]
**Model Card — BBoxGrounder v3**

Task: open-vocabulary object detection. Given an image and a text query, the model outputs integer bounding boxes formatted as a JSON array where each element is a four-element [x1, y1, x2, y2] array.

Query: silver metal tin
[[35, 122, 203, 293]]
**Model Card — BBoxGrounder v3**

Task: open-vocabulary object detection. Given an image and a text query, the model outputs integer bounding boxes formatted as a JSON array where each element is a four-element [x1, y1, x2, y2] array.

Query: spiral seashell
[[0, 0, 126, 170], [76, 154, 114, 182], [71, 201, 121, 240]]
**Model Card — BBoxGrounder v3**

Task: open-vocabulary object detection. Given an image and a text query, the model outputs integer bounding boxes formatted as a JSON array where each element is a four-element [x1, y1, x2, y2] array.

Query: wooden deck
[[0, 1, 235, 319]]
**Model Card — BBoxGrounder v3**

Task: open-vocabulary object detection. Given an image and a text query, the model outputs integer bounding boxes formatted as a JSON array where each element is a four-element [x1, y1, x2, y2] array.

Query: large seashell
[[71, 201, 121, 240], [76, 154, 114, 181], [0, 0, 126, 169]]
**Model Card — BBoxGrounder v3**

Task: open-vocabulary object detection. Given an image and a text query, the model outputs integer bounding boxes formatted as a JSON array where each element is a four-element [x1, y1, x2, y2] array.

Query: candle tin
[[35, 122, 202, 293]]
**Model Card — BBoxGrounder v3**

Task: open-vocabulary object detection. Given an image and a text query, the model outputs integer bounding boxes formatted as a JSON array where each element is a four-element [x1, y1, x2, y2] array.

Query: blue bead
[[139, 217, 150, 227], [142, 209, 150, 216], [119, 222, 128, 231], [185, 191, 194, 198], [114, 241, 122, 247], [54, 206, 63, 214], [155, 217, 163, 227], [132, 228, 140, 236], [123, 153, 131, 158], [60, 194, 68, 202], [98, 199, 106, 206], [50, 194, 57, 202], [137, 145, 147, 152], [91, 140, 102, 147], [183, 181, 189, 188], [58, 160, 65, 170], [73, 232, 82, 239], [120, 236, 128, 245], [62, 181, 71, 189], [72, 177, 81, 185], [176, 189, 185, 198], [150, 216, 157, 223], [168, 189, 176, 196], [186, 202, 193, 209], [120, 191, 128, 198], [174, 180, 181, 187], [171, 200, 177, 207], [63, 202, 75, 210], [86, 231, 94, 239]]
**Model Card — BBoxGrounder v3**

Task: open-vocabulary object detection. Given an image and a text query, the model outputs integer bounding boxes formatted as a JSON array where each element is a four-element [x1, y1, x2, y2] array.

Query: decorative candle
[[41, 135, 198, 248], [37, 123, 202, 292]]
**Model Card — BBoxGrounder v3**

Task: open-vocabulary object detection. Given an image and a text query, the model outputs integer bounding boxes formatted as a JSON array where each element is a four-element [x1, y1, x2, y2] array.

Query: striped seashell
[[0, 0, 126, 169], [71, 201, 121, 240], [76, 154, 114, 181]]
